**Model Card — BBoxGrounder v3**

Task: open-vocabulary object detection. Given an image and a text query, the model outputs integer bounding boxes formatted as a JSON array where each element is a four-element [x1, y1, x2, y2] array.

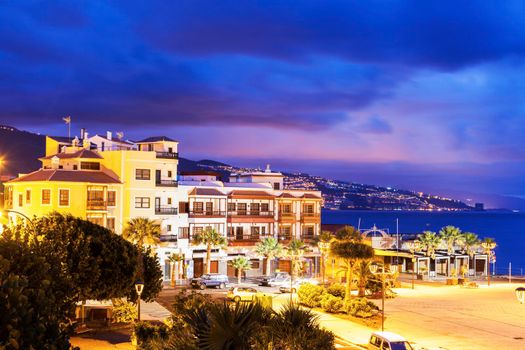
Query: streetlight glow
[[516, 287, 525, 304], [135, 280, 144, 321]]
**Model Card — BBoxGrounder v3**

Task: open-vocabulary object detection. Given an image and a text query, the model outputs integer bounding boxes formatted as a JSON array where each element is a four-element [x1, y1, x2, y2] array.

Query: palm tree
[[460, 232, 480, 259], [193, 228, 227, 274], [417, 231, 441, 259], [355, 259, 373, 297], [255, 237, 283, 276], [122, 217, 161, 279], [439, 226, 462, 255], [168, 253, 184, 287], [315, 231, 333, 285], [334, 225, 362, 241], [330, 240, 374, 303], [231, 256, 251, 284]]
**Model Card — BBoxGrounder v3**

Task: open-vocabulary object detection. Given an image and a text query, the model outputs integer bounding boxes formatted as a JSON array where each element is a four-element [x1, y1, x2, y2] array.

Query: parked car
[[227, 287, 259, 302], [278, 278, 319, 293], [367, 331, 414, 350], [190, 273, 229, 290], [259, 272, 291, 287]]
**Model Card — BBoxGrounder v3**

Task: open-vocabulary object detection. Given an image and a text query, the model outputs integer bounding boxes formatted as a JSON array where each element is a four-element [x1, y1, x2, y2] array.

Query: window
[[107, 191, 116, 206], [251, 260, 260, 269], [193, 227, 203, 236], [18, 194, 23, 207], [179, 227, 189, 238], [261, 203, 269, 212], [107, 217, 115, 231], [167, 224, 172, 232], [281, 204, 292, 213], [80, 162, 100, 170], [59, 189, 69, 206], [250, 226, 260, 236], [73, 164, 78, 170], [228, 202, 236, 211], [87, 216, 104, 226], [237, 203, 247, 214], [167, 198, 172, 205], [42, 189, 51, 205], [168, 170, 172, 178], [274, 182, 280, 190], [193, 202, 203, 213], [280, 226, 291, 236], [304, 204, 314, 213], [135, 197, 150, 208], [251, 203, 260, 213], [135, 169, 151, 180], [26, 190, 31, 204], [304, 226, 314, 236], [179, 201, 189, 213]]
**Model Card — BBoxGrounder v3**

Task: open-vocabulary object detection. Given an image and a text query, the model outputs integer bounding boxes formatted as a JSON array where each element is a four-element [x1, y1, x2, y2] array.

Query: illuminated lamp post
[[318, 240, 331, 285], [370, 263, 398, 332], [516, 287, 525, 304], [135, 281, 144, 321], [481, 240, 497, 286], [405, 241, 421, 290]]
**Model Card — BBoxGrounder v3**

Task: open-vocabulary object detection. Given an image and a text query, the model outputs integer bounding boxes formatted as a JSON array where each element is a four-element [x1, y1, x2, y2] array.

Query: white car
[[368, 331, 414, 350], [227, 287, 258, 302], [279, 278, 319, 293]]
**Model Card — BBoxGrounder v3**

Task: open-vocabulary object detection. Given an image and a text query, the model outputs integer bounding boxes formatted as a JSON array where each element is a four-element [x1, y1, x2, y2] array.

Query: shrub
[[133, 321, 169, 347], [344, 297, 379, 318], [112, 299, 137, 323], [298, 283, 325, 308], [320, 294, 344, 313], [326, 283, 345, 299]]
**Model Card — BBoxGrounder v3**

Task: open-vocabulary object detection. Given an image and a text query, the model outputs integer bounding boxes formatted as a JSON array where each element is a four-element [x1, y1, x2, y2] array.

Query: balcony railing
[[302, 212, 320, 218], [228, 234, 273, 242], [278, 212, 296, 220], [160, 235, 178, 242], [156, 151, 179, 159], [189, 210, 226, 217], [228, 211, 274, 217], [156, 179, 178, 187], [155, 207, 178, 215], [87, 200, 107, 210]]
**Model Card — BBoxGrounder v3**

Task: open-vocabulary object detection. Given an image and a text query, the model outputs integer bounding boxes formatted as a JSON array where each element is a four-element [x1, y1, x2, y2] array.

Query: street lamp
[[370, 263, 398, 332], [406, 241, 421, 290], [516, 287, 525, 304], [135, 281, 144, 321], [481, 240, 497, 286], [318, 241, 330, 285]]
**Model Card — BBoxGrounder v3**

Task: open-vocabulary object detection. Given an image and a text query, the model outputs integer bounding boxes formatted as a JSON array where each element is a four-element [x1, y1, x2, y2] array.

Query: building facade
[[3, 130, 322, 281]]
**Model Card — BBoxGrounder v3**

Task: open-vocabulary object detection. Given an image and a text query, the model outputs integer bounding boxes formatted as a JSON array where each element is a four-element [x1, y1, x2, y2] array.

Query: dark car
[[191, 273, 229, 289]]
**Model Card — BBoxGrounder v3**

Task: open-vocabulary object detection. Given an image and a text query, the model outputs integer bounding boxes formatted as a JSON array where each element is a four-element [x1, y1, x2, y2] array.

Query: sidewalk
[[313, 309, 372, 349]]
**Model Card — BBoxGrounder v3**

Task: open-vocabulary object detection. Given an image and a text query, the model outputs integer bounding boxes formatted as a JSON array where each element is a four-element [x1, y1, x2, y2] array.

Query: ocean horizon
[[322, 209, 525, 275]]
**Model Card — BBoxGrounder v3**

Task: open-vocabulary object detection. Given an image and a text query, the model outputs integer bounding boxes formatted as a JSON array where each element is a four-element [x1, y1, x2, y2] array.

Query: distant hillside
[[0, 125, 508, 211], [0, 125, 45, 176]]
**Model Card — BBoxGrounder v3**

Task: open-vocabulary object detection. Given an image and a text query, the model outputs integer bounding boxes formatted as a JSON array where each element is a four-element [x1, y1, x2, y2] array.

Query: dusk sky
[[1, 1, 525, 206]]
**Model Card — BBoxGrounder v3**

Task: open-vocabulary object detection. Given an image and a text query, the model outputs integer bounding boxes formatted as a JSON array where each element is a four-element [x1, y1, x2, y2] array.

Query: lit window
[[26, 190, 31, 204], [107, 217, 115, 231], [135, 169, 151, 180], [59, 189, 69, 206], [107, 191, 116, 206], [80, 162, 100, 170], [42, 189, 51, 205], [135, 197, 150, 208]]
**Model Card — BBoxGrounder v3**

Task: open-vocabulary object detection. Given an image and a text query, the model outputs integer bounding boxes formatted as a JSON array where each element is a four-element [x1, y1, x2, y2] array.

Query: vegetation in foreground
[[134, 290, 336, 350]]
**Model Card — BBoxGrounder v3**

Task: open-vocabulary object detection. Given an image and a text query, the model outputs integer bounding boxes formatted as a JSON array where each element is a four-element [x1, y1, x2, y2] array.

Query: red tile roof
[[301, 193, 322, 199], [189, 188, 226, 196], [40, 149, 102, 160], [8, 169, 121, 184], [229, 190, 275, 199]]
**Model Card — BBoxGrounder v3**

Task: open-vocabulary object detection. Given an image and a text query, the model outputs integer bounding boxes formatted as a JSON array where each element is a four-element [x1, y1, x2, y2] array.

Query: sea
[[322, 210, 525, 276]]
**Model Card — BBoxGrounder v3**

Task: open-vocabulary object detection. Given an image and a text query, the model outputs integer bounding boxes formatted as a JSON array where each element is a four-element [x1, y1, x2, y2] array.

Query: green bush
[[112, 299, 137, 323], [320, 294, 344, 313], [344, 297, 379, 318], [133, 321, 169, 348], [326, 283, 345, 299], [297, 283, 325, 308]]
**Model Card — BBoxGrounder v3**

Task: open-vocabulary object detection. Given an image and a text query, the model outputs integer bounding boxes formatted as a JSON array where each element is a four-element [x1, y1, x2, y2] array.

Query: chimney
[[72, 136, 79, 147], [80, 128, 85, 140], [265, 164, 271, 173], [106, 131, 112, 140]]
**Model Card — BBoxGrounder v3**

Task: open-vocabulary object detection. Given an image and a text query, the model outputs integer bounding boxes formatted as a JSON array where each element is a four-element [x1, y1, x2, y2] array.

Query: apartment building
[[3, 130, 322, 281]]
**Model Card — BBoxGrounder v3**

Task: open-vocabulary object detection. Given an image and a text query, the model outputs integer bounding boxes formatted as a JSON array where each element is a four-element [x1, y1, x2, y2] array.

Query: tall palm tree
[[230, 256, 251, 284], [416, 231, 441, 259], [331, 240, 374, 303], [355, 259, 373, 297], [255, 237, 283, 276], [193, 228, 227, 274], [439, 226, 462, 254], [285, 239, 305, 303], [122, 217, 161, 279], [168, 252, 184, 287], [315, 231, 333, 285]]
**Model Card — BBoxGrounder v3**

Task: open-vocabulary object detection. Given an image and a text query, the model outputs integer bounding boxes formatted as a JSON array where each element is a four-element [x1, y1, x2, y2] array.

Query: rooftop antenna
[[62, 116, 71, 141]]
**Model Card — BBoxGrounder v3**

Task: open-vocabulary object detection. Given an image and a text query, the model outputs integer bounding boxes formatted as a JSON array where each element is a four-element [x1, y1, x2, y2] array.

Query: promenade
[[317, 282, 525, 350]]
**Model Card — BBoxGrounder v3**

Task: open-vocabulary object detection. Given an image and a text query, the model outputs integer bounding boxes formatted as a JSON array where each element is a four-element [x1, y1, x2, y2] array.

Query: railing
[[155, 179, 178, 187], [155, 207, 178, 215], [160, 235, 178, 242], [278, 212, 296, 220], [189, 210, 226, 217], [87, 200, 107, 210], [228, 211, 274, 217], [156, 151, 179, 159], [228, 234, 273, 241], [301, 212, 320, 218]]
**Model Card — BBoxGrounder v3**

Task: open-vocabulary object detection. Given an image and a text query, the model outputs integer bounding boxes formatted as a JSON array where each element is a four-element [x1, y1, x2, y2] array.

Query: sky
[[1, 1, 524, 206]]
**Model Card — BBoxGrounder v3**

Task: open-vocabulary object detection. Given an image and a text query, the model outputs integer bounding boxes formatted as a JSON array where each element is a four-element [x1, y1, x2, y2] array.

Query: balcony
[[156, 151, 179, 159], [155, 206, 178, 215], [87, 200, 107, 211], [301, 212, 321, 223], [227, 211, 275, 223], [188, 210, 226, 218], [156, 179, 178, 187], [278, 212, 296, 222], [228, 234, 272, 246], [160, 234, 178, 242]]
